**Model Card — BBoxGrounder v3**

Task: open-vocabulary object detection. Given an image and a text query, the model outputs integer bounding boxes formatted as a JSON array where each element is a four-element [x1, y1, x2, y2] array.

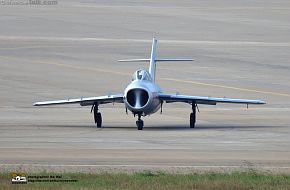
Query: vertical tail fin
[[118, 38, 193, 83], [149, 37, 157, 82]]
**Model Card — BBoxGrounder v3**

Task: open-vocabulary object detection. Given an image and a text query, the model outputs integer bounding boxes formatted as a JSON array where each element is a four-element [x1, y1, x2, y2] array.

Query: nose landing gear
[[136, 114, 144, 130]]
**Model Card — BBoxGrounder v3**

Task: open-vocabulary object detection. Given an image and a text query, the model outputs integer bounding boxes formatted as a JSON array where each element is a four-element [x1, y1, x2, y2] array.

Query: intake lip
[[126, 88, 149, 109]]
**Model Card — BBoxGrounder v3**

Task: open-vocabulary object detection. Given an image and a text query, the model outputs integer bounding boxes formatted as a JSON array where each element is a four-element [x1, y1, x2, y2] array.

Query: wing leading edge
[[33, 94, 124, 106], [158, 93, 265, 105]]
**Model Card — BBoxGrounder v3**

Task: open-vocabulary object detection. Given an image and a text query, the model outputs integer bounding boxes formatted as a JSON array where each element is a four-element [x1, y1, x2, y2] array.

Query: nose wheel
[[136, 114, 144, 130]]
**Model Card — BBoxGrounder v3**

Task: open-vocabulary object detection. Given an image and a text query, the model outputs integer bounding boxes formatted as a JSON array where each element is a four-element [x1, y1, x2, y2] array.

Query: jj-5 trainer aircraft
[[34, 38, 265, 130]]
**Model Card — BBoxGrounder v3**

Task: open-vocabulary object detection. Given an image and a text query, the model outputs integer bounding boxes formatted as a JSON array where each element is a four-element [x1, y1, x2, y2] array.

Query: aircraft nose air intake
[[126, 89, 149, 109]]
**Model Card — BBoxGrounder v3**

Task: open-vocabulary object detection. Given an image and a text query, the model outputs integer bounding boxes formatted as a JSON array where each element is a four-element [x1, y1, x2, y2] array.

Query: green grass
[[1, 171, 290, 190]]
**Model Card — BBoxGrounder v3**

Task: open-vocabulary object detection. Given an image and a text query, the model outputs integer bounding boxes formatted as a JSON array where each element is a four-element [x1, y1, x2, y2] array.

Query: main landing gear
[[92, 104, 102, 128], [190, 103, 196, 128], [136, 114, 144, 130]]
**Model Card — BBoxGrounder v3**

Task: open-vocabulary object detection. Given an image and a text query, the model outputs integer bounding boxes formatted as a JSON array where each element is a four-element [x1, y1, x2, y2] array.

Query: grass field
[[1, 171, 290, 190]]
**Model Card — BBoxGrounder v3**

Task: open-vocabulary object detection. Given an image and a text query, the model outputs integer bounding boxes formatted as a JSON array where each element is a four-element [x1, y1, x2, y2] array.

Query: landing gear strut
[[190, 103, 196, 128], [136, 114, 144, 130], [93, 105, 102, 128]]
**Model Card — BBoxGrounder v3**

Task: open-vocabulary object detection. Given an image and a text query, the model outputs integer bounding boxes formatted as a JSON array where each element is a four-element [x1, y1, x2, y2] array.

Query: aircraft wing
[[158, 93, 265, 105], [33, 94, 124, 106]]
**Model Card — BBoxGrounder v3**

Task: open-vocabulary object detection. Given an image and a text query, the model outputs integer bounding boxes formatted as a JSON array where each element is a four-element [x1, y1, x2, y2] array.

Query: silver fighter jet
[[34, 38, 265, 130]]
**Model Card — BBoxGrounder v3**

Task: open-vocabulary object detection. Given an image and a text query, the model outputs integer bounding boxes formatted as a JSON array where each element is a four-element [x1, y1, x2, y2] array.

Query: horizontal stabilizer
[[155, 59, 193, 62], [118, 58, 193, 62], [118, 59, 150, 62]]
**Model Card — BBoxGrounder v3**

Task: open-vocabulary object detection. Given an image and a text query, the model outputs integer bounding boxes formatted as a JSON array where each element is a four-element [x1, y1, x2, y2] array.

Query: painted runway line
[[1, 36, 290, 47], [1, 163, 290, 170]]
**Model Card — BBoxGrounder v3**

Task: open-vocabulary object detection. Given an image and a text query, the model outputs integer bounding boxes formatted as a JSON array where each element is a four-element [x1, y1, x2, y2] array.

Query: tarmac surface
[[0, 1, 290, 173]]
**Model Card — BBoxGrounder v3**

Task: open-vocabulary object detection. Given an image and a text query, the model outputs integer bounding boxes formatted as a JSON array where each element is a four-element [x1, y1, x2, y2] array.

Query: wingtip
[[258, 100, 266, 104]]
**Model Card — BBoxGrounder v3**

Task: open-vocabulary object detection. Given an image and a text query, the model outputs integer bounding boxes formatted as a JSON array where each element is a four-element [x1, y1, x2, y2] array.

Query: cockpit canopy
[[132, 69, 152, 82]]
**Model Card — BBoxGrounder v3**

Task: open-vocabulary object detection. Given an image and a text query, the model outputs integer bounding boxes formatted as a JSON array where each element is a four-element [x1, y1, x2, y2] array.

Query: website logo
[[11, 172, 27, 184]]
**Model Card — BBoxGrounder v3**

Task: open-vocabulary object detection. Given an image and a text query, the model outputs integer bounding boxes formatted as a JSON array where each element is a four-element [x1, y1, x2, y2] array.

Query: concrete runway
[[0, 0, 290, 173]]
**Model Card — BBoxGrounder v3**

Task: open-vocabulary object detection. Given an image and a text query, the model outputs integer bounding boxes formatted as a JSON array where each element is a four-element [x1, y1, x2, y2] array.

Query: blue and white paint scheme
[[34, 38, 265, 130]]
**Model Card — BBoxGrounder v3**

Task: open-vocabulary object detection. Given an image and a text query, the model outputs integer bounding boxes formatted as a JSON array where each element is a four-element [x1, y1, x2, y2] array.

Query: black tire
[[96, 112, 102, 128], [190, 113, 196, 128], [136, 120, 144, 130]]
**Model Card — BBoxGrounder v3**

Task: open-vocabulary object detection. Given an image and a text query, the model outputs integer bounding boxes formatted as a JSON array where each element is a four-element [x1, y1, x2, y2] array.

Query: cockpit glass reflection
[[132, 70, 152, 81]]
